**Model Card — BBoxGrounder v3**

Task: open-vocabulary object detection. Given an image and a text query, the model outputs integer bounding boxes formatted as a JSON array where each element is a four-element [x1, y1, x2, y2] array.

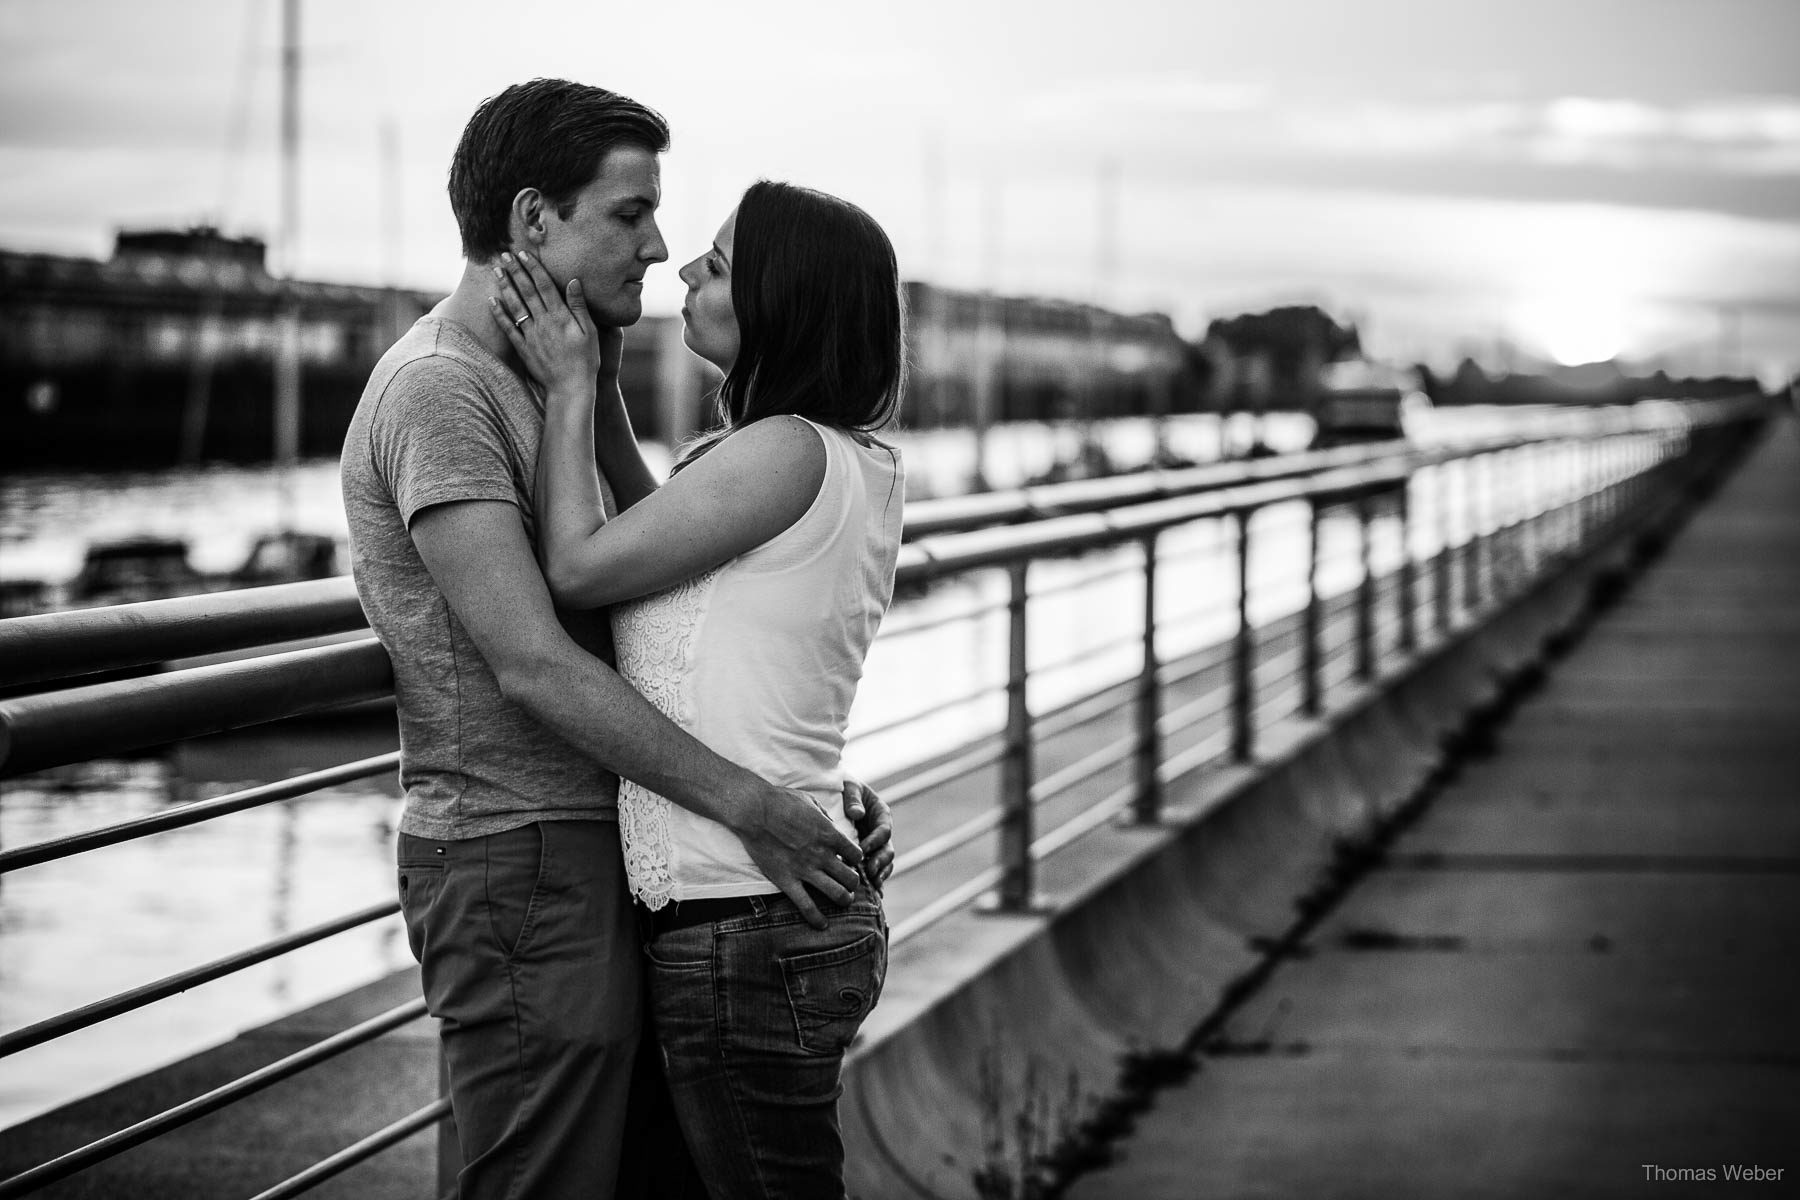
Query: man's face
[[535, 145, 667, 327]]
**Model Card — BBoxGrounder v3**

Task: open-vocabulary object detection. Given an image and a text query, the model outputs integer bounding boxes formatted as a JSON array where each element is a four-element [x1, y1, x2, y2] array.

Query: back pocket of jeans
[[778, 930, 886, 1055]]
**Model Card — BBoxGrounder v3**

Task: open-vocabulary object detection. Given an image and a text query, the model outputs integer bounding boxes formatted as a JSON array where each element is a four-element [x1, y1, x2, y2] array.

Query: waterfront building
[[0, 227, 443, 470], [1, 229, 1198, 471]]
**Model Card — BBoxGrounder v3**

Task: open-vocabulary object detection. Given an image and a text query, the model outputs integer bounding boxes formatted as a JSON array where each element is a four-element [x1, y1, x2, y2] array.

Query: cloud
[[1288, 94, 1800, 178], [1016, 74, 1271, 123]]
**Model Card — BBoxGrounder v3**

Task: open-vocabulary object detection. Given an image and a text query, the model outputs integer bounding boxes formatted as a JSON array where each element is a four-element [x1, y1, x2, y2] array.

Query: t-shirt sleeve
[[367, 357, 522, 525]]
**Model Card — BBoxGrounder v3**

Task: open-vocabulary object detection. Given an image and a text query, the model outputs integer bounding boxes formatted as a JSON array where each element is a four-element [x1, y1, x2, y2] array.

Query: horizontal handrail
[[246, 1099, 452, 1200], [0, 639, 392, 778], [888, 723, 1147, 884], [1027, 557, 1146, 601], [1153, 640, 1235, 691], [890, 865, 1007, 945], [0, 752, 400, 874], [899, 458, 1416, 584], [901, 438, 1421, 538], [891, 808, 1006, 878], [891, 773, 1171, 945], [876, 594, 1008, 640], [0, 900, 398, 1058], [1155, 727, 1234, 784], [1158, 687, 1230, 735], [1031, 778, 1140, 860], [1031, 733, 1138, 805], [0, 446, 1412, 692], [1033, 629, 1145, 677], [0, 426, 1713, 781], [848, 681, 1001, 744], [0, 999, 429, 1197], [878, 738, 1006, 807], [0, 577, 368, 690], [0, 413, 1723, 703], [896, 389, 1760, 543]]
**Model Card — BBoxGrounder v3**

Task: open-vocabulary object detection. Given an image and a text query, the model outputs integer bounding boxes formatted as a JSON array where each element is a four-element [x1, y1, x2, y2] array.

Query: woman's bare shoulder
[[668, 414, 828, 524], [706, 414, 828, 477]]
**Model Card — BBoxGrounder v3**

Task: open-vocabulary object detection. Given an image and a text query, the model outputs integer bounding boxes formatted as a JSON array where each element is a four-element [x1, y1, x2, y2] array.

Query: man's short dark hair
[[448, 78, 671, 262]]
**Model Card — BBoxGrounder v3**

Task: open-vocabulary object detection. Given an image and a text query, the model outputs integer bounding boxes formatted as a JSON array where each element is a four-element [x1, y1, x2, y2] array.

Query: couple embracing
[[340, 78, 905, 1198]]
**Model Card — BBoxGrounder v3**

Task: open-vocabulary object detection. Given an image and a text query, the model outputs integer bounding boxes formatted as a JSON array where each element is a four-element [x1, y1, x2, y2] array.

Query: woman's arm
[[542, 411, 825, 608], [491, 251, 826, 607]]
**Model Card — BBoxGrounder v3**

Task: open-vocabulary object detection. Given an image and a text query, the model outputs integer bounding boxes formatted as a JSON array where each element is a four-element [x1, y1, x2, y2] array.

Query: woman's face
[[678, 208, 740, 373]]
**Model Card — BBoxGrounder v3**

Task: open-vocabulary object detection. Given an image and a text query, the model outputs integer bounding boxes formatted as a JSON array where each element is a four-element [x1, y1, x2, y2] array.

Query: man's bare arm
[[409, 497, 861, 924]]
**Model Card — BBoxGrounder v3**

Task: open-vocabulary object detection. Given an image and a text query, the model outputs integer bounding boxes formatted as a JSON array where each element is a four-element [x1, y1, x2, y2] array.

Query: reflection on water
[[0, 415, 1317, 595], [0, 726, 408, 1130]]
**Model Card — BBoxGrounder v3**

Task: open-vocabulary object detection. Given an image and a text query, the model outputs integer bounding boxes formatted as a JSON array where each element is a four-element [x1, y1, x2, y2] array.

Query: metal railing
[[0, 394, 1769, 1196]]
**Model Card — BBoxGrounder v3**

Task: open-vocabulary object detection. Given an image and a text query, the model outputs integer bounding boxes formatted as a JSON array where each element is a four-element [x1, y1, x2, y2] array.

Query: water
[[0, 414, 1316, 594], [1, 407, 1589, 1130], [0, 752, 409, 1130]]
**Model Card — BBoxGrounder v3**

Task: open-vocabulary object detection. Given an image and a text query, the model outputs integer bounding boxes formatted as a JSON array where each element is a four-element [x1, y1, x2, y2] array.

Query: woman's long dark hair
[[674, 180, 904, 471]]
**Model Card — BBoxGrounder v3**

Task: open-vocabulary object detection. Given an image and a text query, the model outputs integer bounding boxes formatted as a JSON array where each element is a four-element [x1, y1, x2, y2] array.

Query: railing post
[[1355, 491, 1376, 682], [1231, 510, 1255, 761], [1602, 442, 1617, 534], [1600, 439, 1614, 538], [1522, 446, 1539, 578], [997, 560, 1035, 911], [1599, 439, 1610, 535], [1435, 462, 1454, 637], [1578, 439, 1595, 549], [1620, 440, 1633, 527], [1301, 499, 1322, 717], [1558, 443, 1568, 556], [1464, 454, 1484, 613], [1396, 478, 1417, 655], [1586, 439, 1598, 539], [1503, 449, 1519, 599], [1486, 453, 1501, 604], [1133, 533, 1163, 823]]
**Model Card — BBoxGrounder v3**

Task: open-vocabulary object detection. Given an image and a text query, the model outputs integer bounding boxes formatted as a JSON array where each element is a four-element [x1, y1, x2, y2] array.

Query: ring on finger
[[513, 313, 532, 328]]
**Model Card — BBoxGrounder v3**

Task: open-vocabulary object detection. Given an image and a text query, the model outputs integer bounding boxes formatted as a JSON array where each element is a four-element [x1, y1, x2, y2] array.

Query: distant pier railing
[[0, 394, 1770, 1197]]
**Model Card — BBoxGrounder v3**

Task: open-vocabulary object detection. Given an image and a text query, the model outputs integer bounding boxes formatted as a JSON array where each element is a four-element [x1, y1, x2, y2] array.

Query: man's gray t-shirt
[[341, 315, 619, 839]]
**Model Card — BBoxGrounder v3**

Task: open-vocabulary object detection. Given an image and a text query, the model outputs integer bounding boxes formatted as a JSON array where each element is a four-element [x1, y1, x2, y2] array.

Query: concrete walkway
[[1069, 415, 1800, 1199]]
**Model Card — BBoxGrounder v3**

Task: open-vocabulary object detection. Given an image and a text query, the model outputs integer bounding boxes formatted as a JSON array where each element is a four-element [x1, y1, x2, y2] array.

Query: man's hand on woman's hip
[[843, 779, 895, 895], [736, 786, 865, 930]]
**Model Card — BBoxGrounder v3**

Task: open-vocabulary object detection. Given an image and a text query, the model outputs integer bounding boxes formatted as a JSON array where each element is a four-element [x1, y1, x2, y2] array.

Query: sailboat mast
[[274, 0, 302, 522]]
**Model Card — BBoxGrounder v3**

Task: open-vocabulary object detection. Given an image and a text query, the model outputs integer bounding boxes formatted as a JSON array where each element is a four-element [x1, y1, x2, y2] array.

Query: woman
[[489, 179, 905, 1198]]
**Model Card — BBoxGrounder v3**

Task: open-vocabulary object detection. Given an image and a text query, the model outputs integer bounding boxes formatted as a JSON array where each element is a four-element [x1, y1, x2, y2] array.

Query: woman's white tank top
[[610, 418, 904, 907]]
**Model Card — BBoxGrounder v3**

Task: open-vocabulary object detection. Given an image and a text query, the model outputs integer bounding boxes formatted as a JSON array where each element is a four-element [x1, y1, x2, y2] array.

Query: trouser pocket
[[779, 925, 886, 1055], [396, 835, 447, 965], [482, 823, 550, 960]]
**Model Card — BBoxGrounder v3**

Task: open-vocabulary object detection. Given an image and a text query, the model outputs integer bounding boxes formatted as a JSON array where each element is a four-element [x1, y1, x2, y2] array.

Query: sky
[[3, 0, 1798, 378]]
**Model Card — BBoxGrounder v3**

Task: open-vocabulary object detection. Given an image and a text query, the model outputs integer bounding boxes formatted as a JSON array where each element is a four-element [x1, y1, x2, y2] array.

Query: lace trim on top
[[611, 567, 721, 910]]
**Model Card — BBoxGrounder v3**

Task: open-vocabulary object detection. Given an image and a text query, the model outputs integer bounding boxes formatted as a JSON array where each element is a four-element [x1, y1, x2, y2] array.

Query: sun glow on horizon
[[1519, 294, 1633, 365]]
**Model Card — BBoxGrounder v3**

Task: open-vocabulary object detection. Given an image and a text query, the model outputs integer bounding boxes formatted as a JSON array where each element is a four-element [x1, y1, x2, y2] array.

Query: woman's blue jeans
[[645, 888, 887, 1199]]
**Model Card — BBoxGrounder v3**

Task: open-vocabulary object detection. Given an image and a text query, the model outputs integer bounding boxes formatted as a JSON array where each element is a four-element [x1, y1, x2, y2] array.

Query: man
[[340, 79, 892, 1198]]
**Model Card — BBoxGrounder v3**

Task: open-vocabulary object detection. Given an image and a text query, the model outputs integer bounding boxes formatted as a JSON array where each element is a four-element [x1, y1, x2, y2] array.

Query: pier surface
[[1068, 419, 1800, 1197]]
